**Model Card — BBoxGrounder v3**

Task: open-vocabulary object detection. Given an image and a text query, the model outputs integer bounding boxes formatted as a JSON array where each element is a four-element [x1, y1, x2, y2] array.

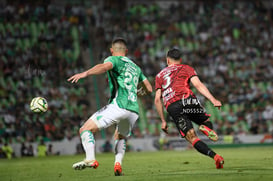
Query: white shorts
[[90, 103, 138, 137]]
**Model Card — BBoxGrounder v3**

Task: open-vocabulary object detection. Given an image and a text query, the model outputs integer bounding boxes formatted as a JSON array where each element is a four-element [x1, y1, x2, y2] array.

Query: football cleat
[[114, 162, 122, 176], [199, 125, 218, 142], [214, 154, 224, 169], [72, 160, 99, 170]]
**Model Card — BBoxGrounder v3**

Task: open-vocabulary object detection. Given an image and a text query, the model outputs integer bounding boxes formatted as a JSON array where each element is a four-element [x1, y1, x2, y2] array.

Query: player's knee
[[114, 132, 125, 140], [79, 124, 98, 134], [185, 129, 198, 144], [114, 129, 126, 140], [90, 127, 98, 133], [79, 127, 86, 134], [79, 127, 83, 134], [202, 120, 213, 129], [118, 134, 126, 140], [79, 127, 97, 134]]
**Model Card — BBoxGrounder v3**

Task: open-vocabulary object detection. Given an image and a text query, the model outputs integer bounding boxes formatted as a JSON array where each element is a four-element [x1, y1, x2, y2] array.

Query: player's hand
[[161, 121, 168, 134], [67, 72, 86, 83], [212, 99, 222, 110]]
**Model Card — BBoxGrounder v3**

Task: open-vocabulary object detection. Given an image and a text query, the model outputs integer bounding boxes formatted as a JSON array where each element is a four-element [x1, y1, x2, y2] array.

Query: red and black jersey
[[155, 64, 197, 109]]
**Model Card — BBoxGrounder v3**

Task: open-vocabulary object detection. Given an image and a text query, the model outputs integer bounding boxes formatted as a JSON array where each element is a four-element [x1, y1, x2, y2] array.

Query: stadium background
[[0, 0, 273, 157]]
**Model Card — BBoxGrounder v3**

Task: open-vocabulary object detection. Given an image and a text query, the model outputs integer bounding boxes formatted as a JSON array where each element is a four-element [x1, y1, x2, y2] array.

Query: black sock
[[203, 121, 213, 129], [193, 139, 216, 159]]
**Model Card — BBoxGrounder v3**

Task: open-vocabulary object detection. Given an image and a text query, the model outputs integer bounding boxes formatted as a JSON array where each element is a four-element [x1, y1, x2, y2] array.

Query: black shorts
[[167, 96, 210, 137]]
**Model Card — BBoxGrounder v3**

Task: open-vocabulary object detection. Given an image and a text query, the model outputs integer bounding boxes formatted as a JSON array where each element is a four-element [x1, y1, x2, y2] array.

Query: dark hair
[[112, 37, 127, 46], [167, 48, 182, 60]]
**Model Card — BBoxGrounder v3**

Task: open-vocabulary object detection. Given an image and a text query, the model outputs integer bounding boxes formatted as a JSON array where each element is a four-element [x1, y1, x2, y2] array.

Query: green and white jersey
[[104, 56, 147, 114]]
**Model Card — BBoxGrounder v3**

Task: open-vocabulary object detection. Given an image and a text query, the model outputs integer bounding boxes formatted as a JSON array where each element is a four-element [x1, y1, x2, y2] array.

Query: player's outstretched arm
[[154, 89, 168, 134], [67, 62, 113, 83], [142, 79, 153, 93], [190, 76, 222, 109], [137, 77, 153, 96]]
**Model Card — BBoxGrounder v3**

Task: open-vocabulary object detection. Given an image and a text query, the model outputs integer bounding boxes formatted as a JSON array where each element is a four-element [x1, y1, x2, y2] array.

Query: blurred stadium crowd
[[1, 0, 273, 147]]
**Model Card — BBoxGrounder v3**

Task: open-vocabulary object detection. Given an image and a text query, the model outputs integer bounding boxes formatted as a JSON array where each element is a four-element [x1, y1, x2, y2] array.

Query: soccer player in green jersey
[[68, 37, 152, 176]]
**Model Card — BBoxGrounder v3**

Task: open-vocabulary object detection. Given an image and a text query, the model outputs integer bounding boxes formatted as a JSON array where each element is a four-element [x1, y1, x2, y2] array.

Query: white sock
[[114, 139, 126, 165], [80, 130, 95, 161]]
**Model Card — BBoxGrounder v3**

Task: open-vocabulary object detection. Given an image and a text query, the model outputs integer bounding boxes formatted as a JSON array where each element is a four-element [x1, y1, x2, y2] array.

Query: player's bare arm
[[154, 89, 168, 134], [142, 79, 153, 93], [190, 76, 222, 109], [143, 79, 153, 93], [67, 62, 113, 83], [137, 79, 153, 96]]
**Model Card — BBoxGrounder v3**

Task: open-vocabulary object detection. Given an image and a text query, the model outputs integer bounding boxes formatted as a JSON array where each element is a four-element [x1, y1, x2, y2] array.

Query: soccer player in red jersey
[[154, 48, 224, 169]]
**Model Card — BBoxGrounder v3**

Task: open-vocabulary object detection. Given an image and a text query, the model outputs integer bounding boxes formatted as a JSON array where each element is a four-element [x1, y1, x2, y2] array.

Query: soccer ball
[[30, 97, 48, 113]]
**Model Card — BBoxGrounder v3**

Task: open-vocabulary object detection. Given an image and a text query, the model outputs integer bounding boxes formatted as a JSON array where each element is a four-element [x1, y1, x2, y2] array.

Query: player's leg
[[73, 104, 118, 170], [174, 116, 216, 158], [114, 130, 126, 165], [174, 116, 224, 169], [201, 119, 213, 129], [113, 110, 138, 176], [188, 102, 219, 142], [185, 128, 216, 158], [185, 128, 224, 169], [72, 118, 99, 170], [114, 130, 126, 176], [198, 118, 218, 142], [79, 118, 99, 161]]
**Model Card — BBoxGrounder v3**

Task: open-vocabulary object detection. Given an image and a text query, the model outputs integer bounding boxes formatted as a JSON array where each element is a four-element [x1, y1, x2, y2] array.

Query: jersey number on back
[[124, 72, 138, 102], [162, 73, 171, 89]]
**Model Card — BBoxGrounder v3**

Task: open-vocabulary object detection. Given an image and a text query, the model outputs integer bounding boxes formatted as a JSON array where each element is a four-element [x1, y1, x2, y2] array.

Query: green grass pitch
[[1, 146, 273, 181]]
